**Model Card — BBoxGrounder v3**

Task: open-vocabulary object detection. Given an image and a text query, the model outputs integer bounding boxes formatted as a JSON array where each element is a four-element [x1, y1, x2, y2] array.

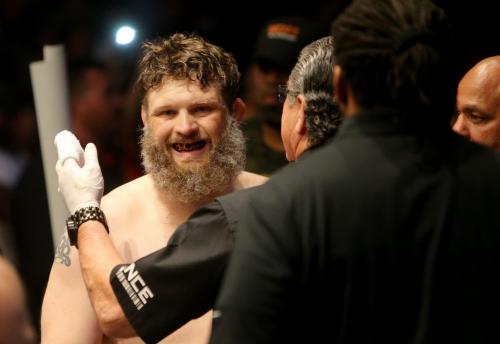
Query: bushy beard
[[140, 115, 246, 204]]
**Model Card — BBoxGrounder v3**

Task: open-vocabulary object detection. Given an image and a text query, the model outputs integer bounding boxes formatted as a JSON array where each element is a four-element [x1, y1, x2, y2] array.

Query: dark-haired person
[[53, 36, 340, 343], [242, 15, 323, 175], [211, 0, 500, 343]]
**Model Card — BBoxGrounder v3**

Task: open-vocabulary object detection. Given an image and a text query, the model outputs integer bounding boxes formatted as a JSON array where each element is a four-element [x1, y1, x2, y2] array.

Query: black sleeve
[[110, 201, 234, 344]]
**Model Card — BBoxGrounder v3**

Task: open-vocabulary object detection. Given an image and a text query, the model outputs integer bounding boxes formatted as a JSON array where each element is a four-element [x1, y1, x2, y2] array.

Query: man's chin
[[172, 157, 208, 170]]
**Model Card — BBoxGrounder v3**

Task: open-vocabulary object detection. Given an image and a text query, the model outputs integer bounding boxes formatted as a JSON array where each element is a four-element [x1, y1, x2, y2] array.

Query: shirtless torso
[[41, 172, 267, 344]]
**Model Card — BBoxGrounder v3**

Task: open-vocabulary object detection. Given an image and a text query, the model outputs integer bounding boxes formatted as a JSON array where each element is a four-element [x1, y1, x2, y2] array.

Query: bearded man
[[41, 33, 267, 344]]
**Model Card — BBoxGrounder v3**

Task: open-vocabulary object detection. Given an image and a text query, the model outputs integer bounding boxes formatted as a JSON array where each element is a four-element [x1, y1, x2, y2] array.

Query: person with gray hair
[[52, 36, 340, 343], [211, 0, 500, 343], [281, 35, 340, 161]]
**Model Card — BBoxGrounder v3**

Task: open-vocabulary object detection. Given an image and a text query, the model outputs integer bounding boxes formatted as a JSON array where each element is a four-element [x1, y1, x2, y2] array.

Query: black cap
[[252, 16, 321, 71]]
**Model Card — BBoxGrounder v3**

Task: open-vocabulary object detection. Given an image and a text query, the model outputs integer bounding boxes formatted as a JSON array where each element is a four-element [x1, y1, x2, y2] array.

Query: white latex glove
[[55, 132, 104, 214], [54, 130, 85, 167]]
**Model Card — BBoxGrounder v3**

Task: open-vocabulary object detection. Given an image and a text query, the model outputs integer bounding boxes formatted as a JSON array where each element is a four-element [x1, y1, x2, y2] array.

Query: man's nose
[[174, 111, 198, 136], [452, 113, 469, 138]]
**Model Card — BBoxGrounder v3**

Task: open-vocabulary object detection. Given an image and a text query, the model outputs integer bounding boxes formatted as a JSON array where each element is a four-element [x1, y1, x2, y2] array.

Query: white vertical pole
[[29, 45, 71, 251]]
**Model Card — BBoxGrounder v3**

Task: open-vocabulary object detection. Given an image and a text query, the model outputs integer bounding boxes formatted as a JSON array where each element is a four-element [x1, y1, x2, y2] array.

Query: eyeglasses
[[277, 84, 288, 104]]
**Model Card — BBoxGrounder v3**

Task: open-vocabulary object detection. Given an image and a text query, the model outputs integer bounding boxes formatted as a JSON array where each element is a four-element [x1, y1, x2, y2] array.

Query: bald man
[[453, 56, 500, 150]]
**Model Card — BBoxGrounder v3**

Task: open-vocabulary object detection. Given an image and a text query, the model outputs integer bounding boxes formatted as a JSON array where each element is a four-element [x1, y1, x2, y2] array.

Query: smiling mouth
[[172, 141, 207, 152]]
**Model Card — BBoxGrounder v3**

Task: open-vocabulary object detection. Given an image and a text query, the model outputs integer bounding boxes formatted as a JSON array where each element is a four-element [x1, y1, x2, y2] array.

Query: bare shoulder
[[99, 174, 161, 260], [101, 175, 153, 215], [233, 171, 268, 191]]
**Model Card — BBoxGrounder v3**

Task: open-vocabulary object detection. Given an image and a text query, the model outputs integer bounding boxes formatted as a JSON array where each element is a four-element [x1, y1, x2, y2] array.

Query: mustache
[[168, 133, 205, 144]]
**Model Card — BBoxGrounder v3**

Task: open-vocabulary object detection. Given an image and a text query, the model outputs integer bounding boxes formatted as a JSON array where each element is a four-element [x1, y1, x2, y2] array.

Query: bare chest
[[106, 204, 188, 262]]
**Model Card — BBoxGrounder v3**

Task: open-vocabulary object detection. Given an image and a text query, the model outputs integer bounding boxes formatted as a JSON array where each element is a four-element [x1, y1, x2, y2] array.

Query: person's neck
[[340, 90, 363, 118], [261, 122, 285, 152], [294, 140, 312, 161], [152, 179, 209, 219], [155, 175, 235, 215], [344, 103, 362, 118]]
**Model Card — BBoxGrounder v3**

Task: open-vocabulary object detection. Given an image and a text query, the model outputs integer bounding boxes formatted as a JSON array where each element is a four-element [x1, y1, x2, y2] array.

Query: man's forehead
[[146, 79, 225, 108], [459, 73, 500, 114], [461, 62, 500, 94]]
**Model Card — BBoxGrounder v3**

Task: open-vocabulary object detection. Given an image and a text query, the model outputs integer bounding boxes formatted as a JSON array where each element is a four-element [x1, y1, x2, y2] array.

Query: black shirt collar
[[334, 108, 409, 140]]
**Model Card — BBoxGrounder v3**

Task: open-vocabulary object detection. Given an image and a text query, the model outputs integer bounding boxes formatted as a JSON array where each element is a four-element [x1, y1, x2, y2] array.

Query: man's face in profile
[[453, 65, 500, 151]]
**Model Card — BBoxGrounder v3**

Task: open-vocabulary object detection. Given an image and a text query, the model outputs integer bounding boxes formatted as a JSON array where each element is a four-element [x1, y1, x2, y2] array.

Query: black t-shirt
[[110, 187, 259, 344]]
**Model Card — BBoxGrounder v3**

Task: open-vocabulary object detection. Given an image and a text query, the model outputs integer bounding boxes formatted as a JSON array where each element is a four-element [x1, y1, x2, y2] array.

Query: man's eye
[[158, 110, 176, 116], [195, 106, 212, 114], [465, 112, 488, 124]]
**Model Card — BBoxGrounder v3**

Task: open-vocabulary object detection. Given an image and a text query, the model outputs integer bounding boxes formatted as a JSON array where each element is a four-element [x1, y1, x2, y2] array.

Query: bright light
[[115, 26, 136, 45]]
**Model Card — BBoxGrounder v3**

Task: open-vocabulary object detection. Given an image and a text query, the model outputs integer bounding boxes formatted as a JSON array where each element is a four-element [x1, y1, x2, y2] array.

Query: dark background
[[1, 0, 499, 103]]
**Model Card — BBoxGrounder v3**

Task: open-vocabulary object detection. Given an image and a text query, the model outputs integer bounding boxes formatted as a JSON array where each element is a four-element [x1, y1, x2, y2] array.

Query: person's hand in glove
[[54, 130, 104, 214]]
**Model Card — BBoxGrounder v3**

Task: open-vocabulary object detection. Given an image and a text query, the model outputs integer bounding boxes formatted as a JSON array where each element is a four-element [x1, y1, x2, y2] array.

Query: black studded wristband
[[66, 206, 109, 247]]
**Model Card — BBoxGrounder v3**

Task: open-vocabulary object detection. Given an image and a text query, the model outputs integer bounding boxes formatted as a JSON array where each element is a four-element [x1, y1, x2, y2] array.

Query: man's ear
[[141, 106, 148, 127], [294, 94, 307, 136], [231, 98, 246, 122], [333, 64, 347, 110]]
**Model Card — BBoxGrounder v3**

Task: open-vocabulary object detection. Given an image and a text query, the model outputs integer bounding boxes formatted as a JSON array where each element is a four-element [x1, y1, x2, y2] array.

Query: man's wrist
[[66, 206, 109, 248], [78, 220, 110, 244]]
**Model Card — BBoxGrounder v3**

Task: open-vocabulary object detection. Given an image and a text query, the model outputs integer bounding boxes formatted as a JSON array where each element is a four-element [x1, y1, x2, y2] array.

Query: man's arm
[[107, 201, 234, 343], [41, 233, 102, 343], [54, 130, 234, 342], [76, 220, 137, 338], [71, 200, 233, 342], [53, 131, 136, 337], [73, 198, 234, 343]]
